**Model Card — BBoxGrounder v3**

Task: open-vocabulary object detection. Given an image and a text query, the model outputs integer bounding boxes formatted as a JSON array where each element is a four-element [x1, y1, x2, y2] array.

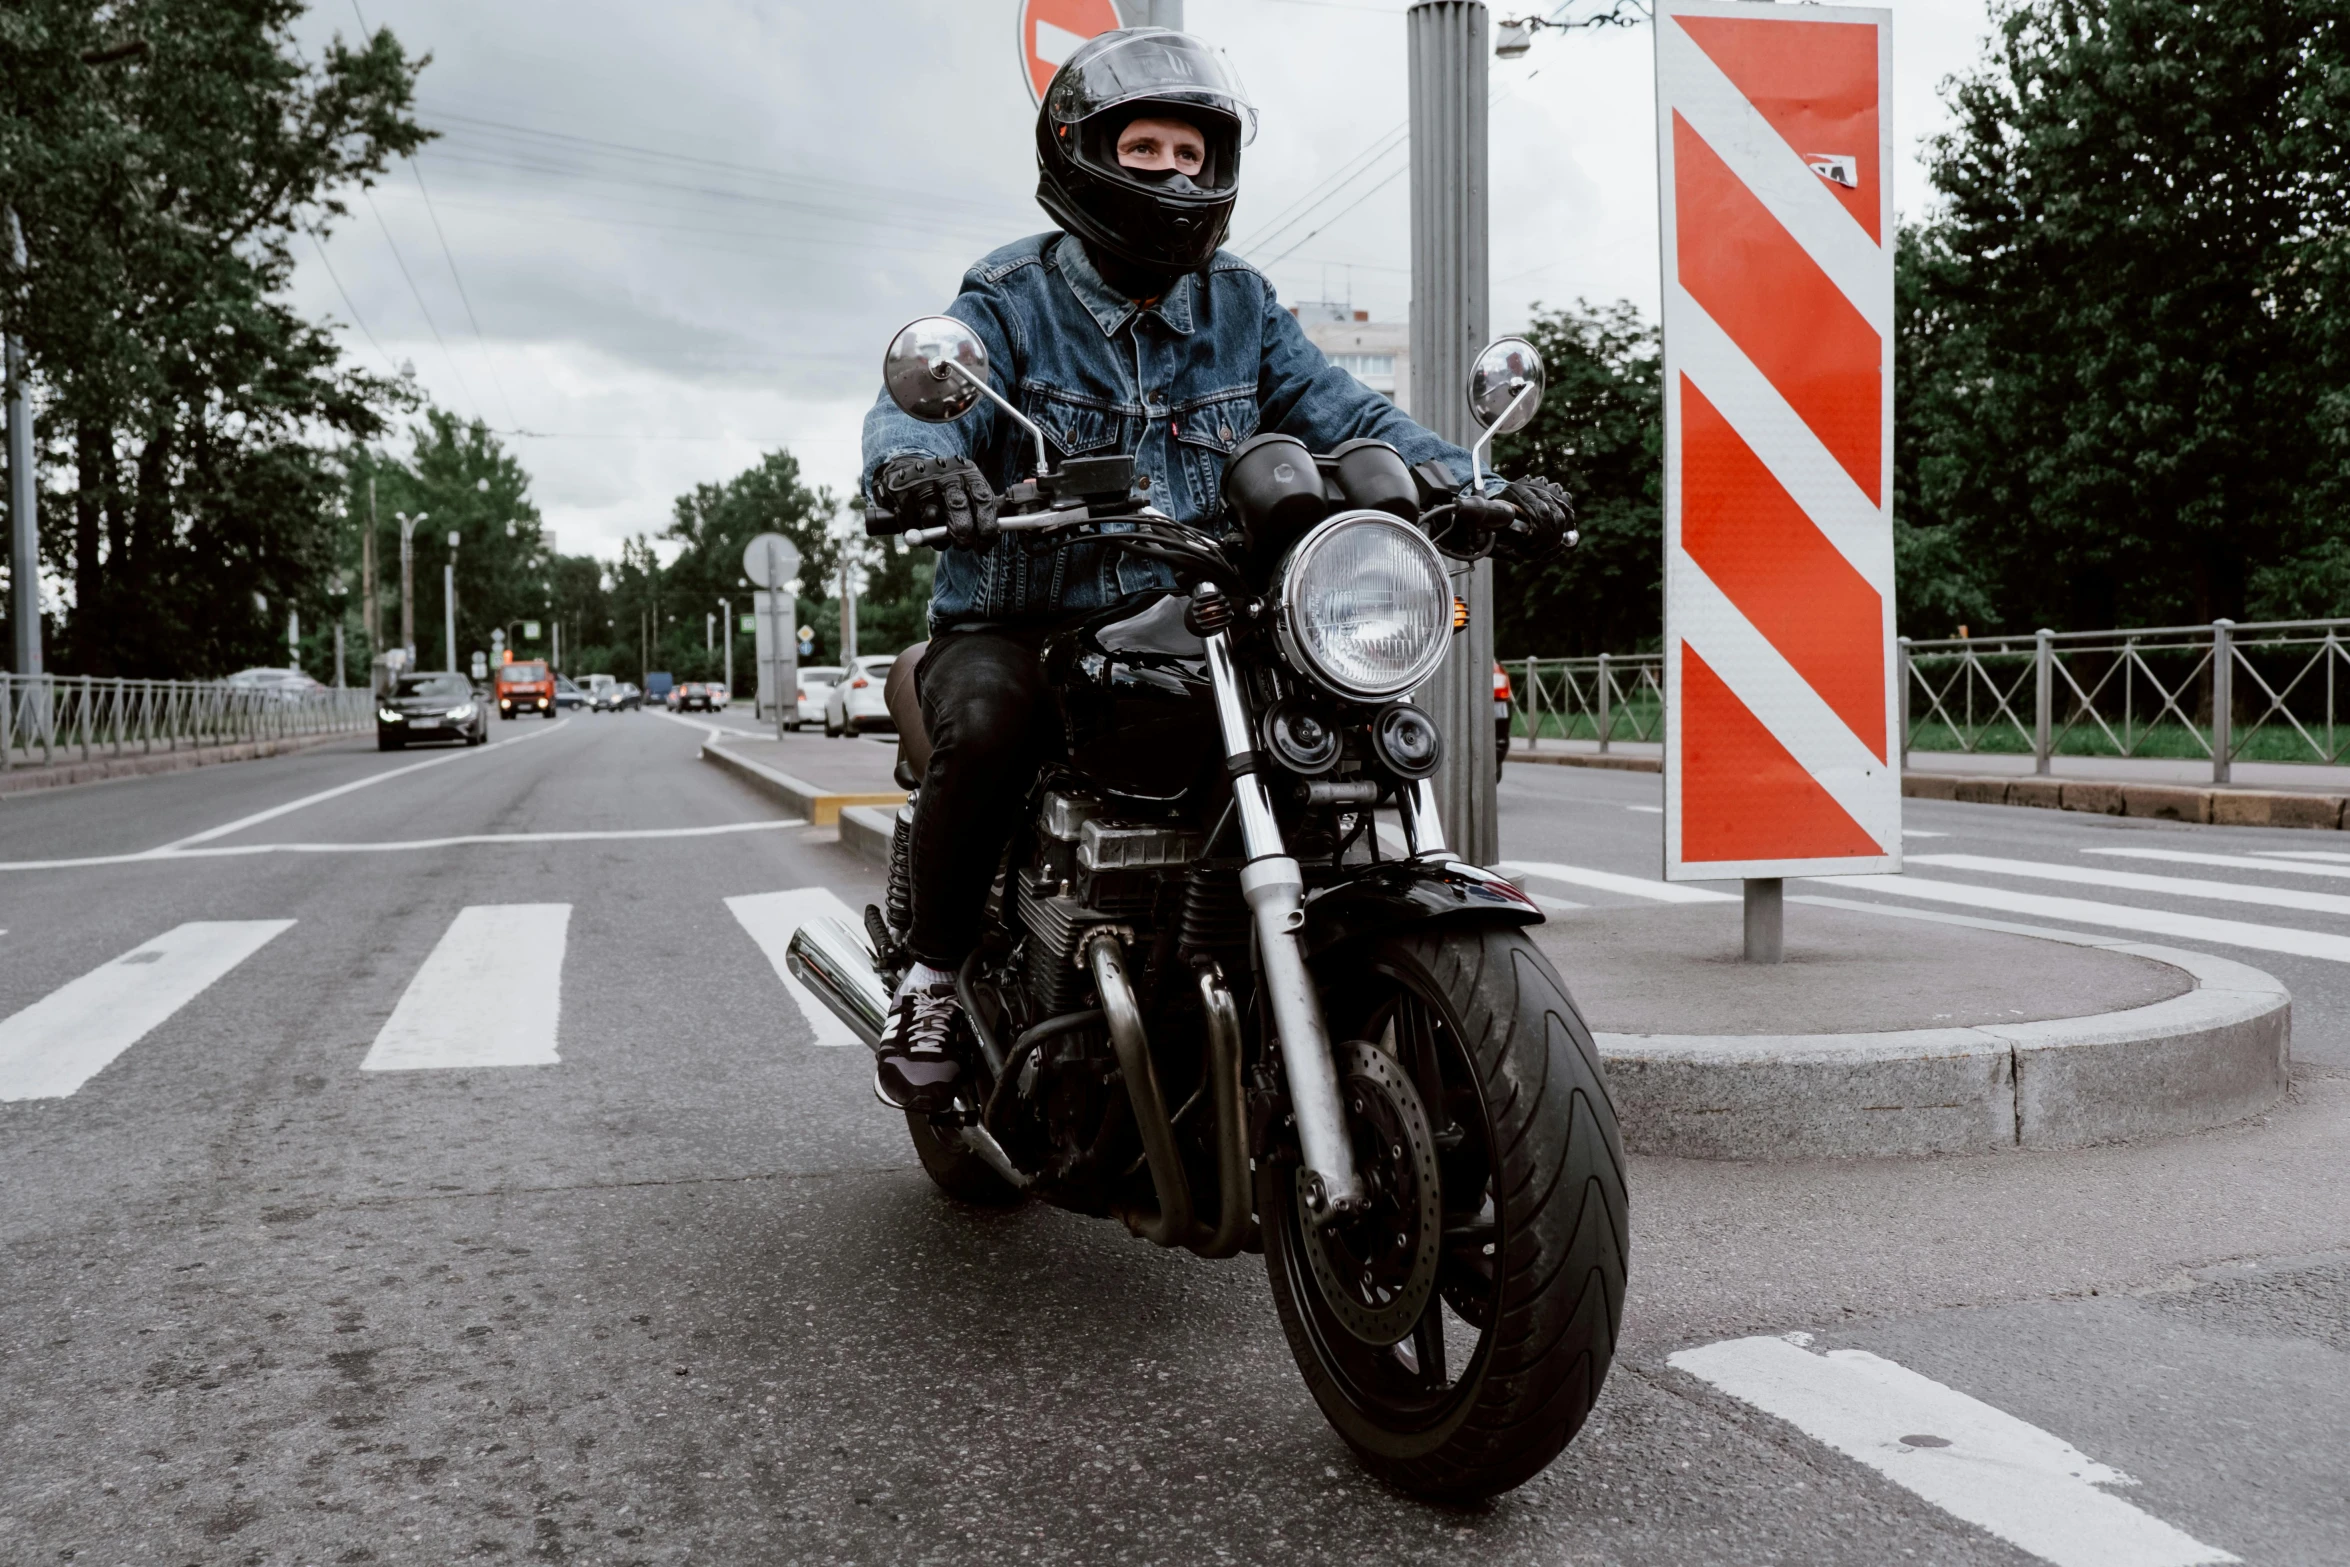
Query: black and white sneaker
[[875, 977, 965, 1113]]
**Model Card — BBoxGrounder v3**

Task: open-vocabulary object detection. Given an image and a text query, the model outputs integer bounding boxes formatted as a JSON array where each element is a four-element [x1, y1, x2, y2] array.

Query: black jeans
[[907, 630, 1058, 967]]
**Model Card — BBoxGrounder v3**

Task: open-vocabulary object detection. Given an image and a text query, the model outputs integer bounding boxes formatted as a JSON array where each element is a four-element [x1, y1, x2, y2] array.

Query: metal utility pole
[[363, 476, 379, 659], [719, 597, 733, 698], [1116, 0, 1184, 24], [1409, 1, 1497, 865], [6, 208, 40, 678], [443, 529, 459, 673], [839, 558, 858, 665], [395, 510, 426, 666]]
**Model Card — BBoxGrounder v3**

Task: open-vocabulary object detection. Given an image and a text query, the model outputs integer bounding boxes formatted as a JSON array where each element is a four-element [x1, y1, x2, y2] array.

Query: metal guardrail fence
[[0, 675, 374, 771], [1504, 617, 2350, 784], [1506, 653, 1666, 752]]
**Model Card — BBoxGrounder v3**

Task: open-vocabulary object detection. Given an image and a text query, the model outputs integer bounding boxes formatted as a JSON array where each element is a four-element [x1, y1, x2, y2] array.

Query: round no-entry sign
[[741, 533, 803, 589], [1019, 0, 1121, 105]]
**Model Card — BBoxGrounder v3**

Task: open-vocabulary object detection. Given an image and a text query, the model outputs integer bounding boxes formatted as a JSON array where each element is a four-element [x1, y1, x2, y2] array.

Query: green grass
[[1511, 702, 1664, 744], [1905, 718, 2350, 765]]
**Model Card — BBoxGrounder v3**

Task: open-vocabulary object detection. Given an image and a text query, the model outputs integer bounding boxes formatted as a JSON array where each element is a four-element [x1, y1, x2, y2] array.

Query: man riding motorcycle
[[860, 27, 1572, 1110]]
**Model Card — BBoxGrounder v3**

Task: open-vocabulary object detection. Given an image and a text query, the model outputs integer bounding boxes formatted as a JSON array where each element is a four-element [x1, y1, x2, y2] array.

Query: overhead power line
[[306, 229, 401, 376], [363, 185, 485, 424], [409, 159, 519, 428]]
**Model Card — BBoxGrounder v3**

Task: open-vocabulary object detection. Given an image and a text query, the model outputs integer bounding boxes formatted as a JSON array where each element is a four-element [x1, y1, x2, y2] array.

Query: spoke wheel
[[1263, 928, 1628, 1501]]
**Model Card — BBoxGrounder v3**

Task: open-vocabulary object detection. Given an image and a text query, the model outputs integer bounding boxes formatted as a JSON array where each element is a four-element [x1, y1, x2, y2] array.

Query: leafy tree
[[1900, 0, 2350, 632], [0, 0, 426, 675], [1489, 299, 1663, 657]]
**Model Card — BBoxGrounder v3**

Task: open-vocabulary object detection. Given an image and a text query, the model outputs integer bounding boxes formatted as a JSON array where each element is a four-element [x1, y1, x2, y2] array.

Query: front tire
[[905, 1112, 1025, 1207], [1264, 927, 1628, 1501]]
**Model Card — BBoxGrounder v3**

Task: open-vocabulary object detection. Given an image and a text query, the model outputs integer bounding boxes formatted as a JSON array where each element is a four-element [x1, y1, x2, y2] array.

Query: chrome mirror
[[883, 316, 990, 423], [1464, 336, 1545, 488], [880, 315, 1052, 476], [1467, 337, 1544, 435]]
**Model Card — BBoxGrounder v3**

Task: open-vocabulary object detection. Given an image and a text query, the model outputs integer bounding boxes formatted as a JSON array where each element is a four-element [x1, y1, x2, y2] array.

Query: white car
[[790, 666, 842, 731], [823, 654, 897, 737]]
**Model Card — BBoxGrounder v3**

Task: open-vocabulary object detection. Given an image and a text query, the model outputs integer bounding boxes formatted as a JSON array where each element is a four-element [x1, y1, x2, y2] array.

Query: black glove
[[1492, 475, 1576, 559], [876, 455, 998, 549]]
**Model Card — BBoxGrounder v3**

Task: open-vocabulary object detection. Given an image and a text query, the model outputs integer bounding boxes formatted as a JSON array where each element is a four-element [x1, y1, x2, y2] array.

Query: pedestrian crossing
[[1503, 838, 2350, 967], [0, 888, 875, 1102]]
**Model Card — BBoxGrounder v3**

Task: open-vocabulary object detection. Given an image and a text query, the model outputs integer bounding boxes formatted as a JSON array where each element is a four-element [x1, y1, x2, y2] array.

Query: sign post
[[1655, 2, 1899, 958], [743, 533, 803, 742]]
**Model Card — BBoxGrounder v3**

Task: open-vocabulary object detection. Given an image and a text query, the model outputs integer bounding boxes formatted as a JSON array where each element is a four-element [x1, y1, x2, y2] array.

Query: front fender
[[1301, 858, 1542, 961]]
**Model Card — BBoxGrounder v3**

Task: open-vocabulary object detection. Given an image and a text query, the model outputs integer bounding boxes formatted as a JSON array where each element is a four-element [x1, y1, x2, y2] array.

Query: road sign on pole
[[1019, 0, 1123, 104], [1657, 1, 1899, 891], [743, 533, 803, 739]]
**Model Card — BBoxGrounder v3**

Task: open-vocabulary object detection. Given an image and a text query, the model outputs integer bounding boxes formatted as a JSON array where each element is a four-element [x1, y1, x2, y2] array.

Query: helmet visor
[[1045, 30, 1257, 146]]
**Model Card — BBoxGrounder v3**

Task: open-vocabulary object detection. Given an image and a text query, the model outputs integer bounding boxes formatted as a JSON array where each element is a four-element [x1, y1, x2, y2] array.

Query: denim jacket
[[862, 233, 1485, 634]]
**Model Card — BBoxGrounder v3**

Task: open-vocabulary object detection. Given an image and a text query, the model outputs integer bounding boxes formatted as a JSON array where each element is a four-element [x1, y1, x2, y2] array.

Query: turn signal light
[[851, 676, 869, 688], [1452, 597, 1469, 631]]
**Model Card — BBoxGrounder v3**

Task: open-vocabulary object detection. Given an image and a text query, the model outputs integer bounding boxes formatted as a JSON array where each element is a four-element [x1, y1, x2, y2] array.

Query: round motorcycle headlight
[[1275, 512, 1452, 701]]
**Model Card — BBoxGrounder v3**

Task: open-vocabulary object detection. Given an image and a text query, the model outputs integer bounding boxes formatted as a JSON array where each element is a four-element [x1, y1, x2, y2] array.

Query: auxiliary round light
[[1371, 702, 1444, 780], [1274, 511, 1452, 702]]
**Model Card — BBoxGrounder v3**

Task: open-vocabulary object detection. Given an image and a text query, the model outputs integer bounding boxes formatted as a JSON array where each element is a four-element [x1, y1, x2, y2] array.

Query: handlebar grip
[[864, 504, 902, 537]]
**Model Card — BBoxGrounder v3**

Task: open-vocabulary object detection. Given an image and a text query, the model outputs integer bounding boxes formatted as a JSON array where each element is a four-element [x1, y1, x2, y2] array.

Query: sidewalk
[[696, 724, 905, 825]]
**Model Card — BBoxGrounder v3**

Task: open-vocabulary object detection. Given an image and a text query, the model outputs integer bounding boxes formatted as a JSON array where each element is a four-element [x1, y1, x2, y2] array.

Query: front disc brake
[[1298, 1041, 1444, 1346]]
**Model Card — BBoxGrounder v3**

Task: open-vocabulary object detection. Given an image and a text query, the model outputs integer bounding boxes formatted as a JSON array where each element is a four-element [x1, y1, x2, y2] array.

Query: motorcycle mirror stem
[[941, 359, 1053, 479]]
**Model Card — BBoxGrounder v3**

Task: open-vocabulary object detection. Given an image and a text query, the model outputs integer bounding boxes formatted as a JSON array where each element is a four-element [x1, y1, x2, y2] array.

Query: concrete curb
[[698, 743, 904, 825], [1506, 750, 1662, 774], [1903, 770, 2347, 829], [839, 804, 897, 868], [0, 730, 358, 798], [1593, 904, 2290, 1160]]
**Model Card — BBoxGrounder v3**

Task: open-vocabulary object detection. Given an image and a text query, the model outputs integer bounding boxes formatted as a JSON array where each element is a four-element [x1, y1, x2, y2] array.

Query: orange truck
[[495, 659, 556, 719]]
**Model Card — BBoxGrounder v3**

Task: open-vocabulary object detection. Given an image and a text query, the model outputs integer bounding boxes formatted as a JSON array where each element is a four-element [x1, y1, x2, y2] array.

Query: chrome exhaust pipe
[[1087, 930, 1197, 1249], [784, 917, 889, 1054], [1194, 962, 1255, 1259]]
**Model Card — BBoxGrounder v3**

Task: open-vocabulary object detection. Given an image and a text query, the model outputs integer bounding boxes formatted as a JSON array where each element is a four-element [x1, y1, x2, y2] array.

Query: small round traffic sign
[[742, 533, 803, 589], [1019, 0, 1121, 105]]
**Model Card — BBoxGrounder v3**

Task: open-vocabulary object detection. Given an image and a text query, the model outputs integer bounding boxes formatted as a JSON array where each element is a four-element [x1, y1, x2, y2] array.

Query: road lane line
[[1528, 892, 1588, 912], [159, 718, 571, 851], [1910, 852, 2350, 917], [1498, 860, 1739, 904], [2250, 848, 2350, 863], [361, 905, 570, 1071], [2085, 847, 2350, 880], [1820, 873, 2350, 962], [726, 887, 868, 1049], [1671, 1335, 2238, 1567], [0, 817, 806, 871], [0, 921, 294, 1100]]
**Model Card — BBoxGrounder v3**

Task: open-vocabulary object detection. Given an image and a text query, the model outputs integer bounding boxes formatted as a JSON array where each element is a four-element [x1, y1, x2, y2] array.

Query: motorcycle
[[785, 317, 1627, 1501]]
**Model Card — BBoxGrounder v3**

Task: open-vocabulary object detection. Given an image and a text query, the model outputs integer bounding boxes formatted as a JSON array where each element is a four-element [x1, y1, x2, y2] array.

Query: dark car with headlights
[[378, 671, 488, 750]]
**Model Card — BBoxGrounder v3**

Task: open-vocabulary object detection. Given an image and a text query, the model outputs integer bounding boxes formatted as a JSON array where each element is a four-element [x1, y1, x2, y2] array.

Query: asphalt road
[[0, 716, 2342, 1565]]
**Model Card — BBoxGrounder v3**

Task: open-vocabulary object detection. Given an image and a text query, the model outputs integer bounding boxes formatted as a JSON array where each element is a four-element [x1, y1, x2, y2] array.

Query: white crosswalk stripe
[[726, 887, 868, 1048], [1672, 1335, 2238, 1567], [1499, 859, 1736, 904], [0, 921, 294, 1100], [2085, 847, 2350, 880], [1820, 873, 2350, 962], [1909, 853, 2350, 918], [361, 905, 571, 1071]]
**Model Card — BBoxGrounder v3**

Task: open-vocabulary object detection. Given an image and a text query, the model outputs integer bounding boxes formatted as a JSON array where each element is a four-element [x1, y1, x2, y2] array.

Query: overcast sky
[[289, 0, 2001, 561]]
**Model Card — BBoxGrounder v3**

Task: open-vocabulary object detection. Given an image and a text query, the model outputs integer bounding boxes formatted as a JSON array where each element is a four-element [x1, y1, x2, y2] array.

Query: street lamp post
[[330, 576, 348, 688], [443, 529, 459, 673], [394, 510, 427, 667], [6, 208, 40, 679], [719, 597, 733, 701]]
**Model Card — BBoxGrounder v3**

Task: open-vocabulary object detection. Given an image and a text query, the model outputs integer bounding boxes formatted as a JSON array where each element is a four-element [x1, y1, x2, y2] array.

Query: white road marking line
[[0, 921, 294, 1100], [361, 905, 570, 1072], [1903, 829, 1949, 839], [726, 888, 867, 1048], [1911, 852, 2350, 917], [2086, 846, 2350, 880], [1671, 1335, 2238, 1567], [2251, 848, 2350, 863], [1498, 860, 1739, 904], [0, 816, 802, 871], [1820, 873, 2350, 963], [1626, 804, 1663, 814], [1528, 892, 1588, 912], [158, 717, 571, 851]]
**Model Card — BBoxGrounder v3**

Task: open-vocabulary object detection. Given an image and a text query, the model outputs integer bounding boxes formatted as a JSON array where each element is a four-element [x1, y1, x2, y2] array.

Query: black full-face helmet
[[1035, 28, 1257, 276]]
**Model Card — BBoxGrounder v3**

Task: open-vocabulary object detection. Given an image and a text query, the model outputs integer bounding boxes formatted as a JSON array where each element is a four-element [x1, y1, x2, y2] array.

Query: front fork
[[1203, 627, 1450, 1220]]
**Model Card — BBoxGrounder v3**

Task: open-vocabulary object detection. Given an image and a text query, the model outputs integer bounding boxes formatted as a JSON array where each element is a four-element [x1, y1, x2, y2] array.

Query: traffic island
[[1530, 901, 2290, 1160]]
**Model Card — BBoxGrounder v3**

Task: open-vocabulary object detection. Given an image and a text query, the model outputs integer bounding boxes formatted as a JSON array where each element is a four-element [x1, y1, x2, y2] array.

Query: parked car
[[791, 666, 843, 732], [226, 666, 324, 703], [1495, 662, 1513, 771], [495, 659, 556, 719], [823, 654, 898, 737], [378, 671, 487, 750], [675, 681, 716, 713], [706, 681, 729, 708]]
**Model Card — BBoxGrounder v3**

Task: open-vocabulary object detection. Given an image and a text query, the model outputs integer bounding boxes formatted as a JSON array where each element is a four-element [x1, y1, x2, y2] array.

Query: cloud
[[294, 0, 1995, 558]]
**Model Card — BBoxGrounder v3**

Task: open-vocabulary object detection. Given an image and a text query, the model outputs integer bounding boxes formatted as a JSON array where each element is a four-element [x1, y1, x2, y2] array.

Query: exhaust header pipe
[[785, 918, 889, 1054]]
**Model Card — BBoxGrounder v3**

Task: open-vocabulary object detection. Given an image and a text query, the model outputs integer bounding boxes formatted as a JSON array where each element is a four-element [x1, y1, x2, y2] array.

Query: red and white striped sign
[[1657, 1, 1899, 881]]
